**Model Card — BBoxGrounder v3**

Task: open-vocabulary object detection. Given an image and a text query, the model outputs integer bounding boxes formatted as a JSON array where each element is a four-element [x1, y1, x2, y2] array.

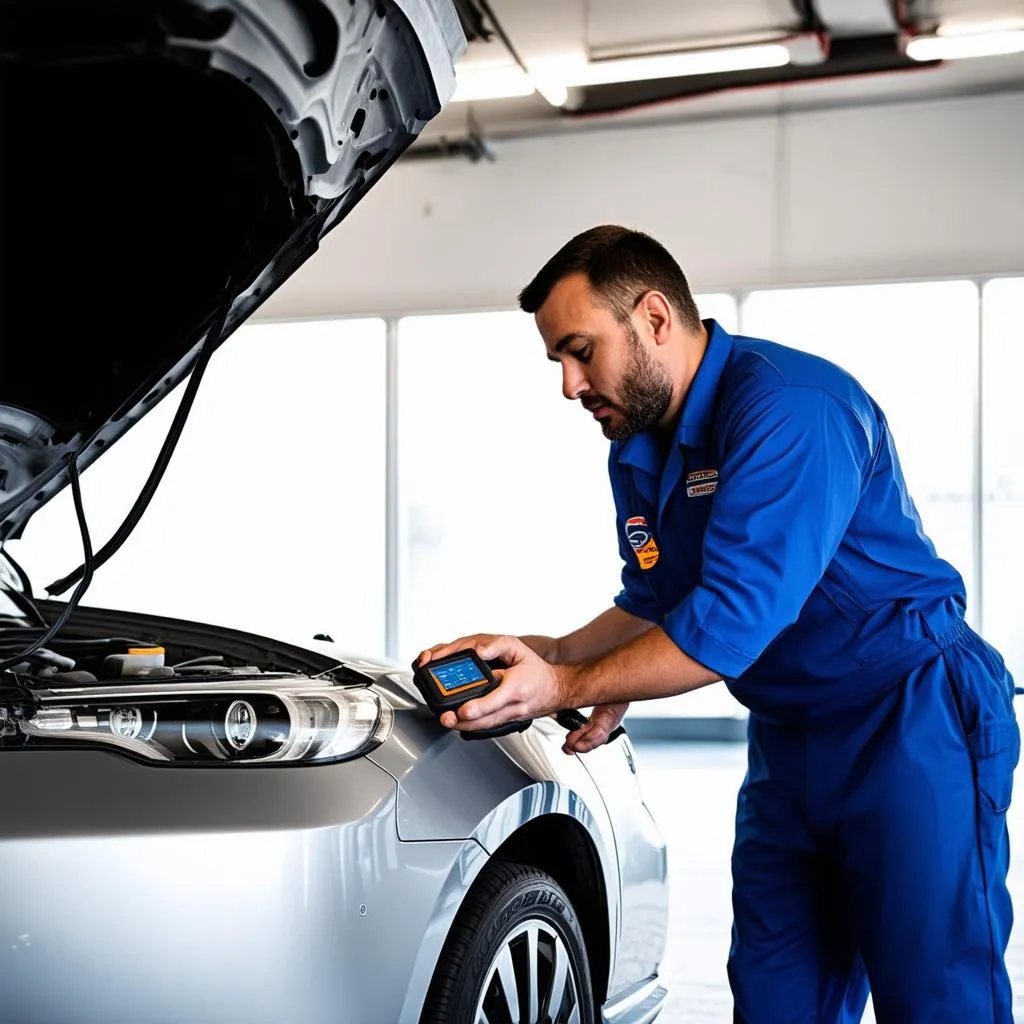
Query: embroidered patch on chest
[[625, 515, 660, 571], [686, 468, 719, 498]]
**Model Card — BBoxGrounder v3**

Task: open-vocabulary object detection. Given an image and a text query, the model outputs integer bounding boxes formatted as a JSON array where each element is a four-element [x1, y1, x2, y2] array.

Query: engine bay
[[0, 596, 372, 686], [1, 632, 304, 688]]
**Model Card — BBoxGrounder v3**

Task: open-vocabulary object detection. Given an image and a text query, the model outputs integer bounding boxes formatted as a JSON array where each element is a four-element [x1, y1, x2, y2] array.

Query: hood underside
[[0, 0, 462, 542]]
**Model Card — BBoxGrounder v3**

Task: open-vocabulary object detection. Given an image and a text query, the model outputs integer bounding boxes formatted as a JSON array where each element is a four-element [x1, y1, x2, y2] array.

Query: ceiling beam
[[814, 0, 900, 37]]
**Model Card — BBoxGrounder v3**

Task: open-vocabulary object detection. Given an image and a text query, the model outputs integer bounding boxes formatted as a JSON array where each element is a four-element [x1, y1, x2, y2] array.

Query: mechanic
[[416, 225, 1019, 1023]]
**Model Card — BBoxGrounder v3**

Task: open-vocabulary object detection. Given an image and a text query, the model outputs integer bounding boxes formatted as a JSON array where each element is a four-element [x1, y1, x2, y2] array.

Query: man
[[416, 225, 1018, 1023]]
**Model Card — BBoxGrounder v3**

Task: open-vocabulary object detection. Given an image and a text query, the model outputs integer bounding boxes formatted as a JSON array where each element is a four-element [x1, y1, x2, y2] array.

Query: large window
[[741, 281, 981, 627], [396, 310, 620, 654], [696, 293, 740, 333], [982, 278, 1024, 683], [13, 319, 388, 654]]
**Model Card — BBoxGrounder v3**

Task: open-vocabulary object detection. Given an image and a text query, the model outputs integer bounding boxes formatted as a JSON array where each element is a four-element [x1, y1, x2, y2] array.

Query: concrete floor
[[632, 740, 1024, 1024]]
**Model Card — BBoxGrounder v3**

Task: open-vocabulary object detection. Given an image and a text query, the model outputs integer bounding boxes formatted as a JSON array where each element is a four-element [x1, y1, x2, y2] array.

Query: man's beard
[[599, 323, 673, 441]]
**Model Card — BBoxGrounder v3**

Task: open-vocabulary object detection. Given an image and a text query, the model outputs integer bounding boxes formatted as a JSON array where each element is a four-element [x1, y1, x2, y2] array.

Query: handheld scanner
[[413, 649, 499, 716]]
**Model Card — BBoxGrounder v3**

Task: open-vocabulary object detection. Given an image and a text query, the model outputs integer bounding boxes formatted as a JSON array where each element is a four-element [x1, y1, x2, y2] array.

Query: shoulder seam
[[760, 382, 872, 437], [729, 346, 786, 387]]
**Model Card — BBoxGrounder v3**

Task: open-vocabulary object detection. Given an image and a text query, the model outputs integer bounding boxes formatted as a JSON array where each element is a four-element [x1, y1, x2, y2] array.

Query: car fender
[[370, 715, 624, 1022], [392, 777, 620, 1024]]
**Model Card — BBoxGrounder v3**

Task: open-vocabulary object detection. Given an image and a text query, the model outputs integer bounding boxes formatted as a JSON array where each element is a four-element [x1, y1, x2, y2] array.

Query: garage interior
[[6, 1, 1023, 1022]]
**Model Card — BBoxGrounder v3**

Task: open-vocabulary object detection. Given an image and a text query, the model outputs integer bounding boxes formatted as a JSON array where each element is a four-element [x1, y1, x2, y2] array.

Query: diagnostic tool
[[414, 649, 499, 716], [413, 649, 626, 745]]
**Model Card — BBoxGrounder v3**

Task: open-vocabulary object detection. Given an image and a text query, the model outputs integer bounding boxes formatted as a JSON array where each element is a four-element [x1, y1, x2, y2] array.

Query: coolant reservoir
[[104, 646, 166, 677]]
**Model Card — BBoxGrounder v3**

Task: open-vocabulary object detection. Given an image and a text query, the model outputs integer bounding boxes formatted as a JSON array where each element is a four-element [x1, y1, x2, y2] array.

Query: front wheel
[[421, 860, 596, 1024]]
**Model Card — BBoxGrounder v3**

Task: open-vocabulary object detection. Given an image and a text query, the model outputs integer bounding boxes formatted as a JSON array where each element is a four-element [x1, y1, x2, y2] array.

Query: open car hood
[[0, 0, 463, 542]]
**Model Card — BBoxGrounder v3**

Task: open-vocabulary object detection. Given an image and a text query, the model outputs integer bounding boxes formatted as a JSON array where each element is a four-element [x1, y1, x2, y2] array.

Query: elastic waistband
[[825, 601, 969, 697], [920, 607, 973, 651]]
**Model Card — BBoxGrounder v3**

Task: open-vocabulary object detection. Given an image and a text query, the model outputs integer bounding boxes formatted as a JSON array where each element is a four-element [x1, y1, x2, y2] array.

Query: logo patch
[[686, 468, 719, 498], [625, 515, 660, 570]]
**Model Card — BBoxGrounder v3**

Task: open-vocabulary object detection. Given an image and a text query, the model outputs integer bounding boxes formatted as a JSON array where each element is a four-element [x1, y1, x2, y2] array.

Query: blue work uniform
[[610, 319, 1019, 1023]]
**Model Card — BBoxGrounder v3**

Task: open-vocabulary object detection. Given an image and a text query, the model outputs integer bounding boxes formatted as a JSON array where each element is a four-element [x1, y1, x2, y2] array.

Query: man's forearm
[[559, 626, 721, 708], [421, 625, 722, 736], [523, 606, 654, 665]]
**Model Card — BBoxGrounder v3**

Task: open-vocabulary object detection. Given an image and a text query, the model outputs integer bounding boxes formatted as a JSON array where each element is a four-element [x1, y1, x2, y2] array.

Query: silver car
[[0, 2, 670, 1022]]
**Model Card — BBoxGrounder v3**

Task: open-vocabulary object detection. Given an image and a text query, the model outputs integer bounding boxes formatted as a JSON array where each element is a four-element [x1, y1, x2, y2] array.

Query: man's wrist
[[554, 661, 586, 710], [520, 634, 562, 663]]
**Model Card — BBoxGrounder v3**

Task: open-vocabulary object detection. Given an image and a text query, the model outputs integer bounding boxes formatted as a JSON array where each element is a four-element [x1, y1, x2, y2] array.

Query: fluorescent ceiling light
[[937, 18, 1024, 37], [562, 43, 791, 87], [452, 64, 567, 105], [530, 74, 570, 108], [450, 42, 792, 105], [906, 28, 1024, 61], [452, 63, 534, 102]]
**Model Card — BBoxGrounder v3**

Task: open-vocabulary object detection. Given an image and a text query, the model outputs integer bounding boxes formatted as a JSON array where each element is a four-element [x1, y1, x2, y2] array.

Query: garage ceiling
[[416, 0, 1024, 148]]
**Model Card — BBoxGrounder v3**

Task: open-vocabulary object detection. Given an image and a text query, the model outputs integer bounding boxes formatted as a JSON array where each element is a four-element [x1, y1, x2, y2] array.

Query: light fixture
[[529, 73, 570, 109], [450, 41, 793, 105], [452, 64, 569, 105], [560, 43, 791, 87], [452, 62, 535, 102], [906, 28, 1024, 61], [937, 18, 1024, 37]]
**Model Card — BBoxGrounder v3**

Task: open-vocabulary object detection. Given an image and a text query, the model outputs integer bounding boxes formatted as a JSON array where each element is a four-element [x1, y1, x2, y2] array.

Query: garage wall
[[258, 89, 1024, 319]]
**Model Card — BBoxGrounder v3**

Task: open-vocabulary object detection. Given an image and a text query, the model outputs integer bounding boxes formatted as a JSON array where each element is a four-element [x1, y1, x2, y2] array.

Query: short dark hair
[[517, 225, 701, 332]]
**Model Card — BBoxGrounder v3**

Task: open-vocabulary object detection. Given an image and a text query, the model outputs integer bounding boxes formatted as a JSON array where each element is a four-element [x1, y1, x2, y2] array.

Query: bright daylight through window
[[13, 319, 388, 654], [981, 277, 1024, 684]]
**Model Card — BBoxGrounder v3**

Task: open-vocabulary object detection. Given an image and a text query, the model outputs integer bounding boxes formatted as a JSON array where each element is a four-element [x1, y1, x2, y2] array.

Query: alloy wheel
[[474, 919, 582, 1024]]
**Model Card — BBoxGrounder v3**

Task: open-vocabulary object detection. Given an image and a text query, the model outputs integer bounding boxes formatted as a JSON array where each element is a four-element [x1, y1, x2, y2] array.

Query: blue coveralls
[[610, 320, 1019, 1023]]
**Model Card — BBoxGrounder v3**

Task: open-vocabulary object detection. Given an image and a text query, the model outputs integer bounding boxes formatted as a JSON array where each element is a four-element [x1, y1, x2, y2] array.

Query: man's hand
[[415, 634, 569, 735], [561, 702, 629, 755]]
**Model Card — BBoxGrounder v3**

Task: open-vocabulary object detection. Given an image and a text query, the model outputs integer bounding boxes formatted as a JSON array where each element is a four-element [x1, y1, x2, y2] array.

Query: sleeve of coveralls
[[609, 468, 664, 625], [661, 384, 871, 679], [613, 529, 664, 624]]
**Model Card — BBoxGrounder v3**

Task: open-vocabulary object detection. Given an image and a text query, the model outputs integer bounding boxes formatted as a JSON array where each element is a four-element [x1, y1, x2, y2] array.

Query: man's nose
[[562, 362, 587, 401]]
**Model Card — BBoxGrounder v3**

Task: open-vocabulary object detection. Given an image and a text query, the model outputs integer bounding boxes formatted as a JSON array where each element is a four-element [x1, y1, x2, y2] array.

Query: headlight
[[12, 681, 392, 766]]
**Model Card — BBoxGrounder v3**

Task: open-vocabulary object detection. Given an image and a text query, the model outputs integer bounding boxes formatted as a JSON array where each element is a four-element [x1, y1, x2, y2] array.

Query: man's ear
[[640, 291, 674, 346]]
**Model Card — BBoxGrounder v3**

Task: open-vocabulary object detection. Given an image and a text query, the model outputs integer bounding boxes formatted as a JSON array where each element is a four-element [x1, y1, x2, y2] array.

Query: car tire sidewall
[[422, 863, 596, 1024]]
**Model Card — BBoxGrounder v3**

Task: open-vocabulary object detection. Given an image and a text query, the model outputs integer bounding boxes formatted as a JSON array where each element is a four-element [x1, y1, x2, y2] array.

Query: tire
[[420, 860, 596, 1024]]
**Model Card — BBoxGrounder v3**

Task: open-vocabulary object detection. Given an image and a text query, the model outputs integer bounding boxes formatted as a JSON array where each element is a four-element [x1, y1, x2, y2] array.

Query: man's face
[[536, 272, 673, 441]]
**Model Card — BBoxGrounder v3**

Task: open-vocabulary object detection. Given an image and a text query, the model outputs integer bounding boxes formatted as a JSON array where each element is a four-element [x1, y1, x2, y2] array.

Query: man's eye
[[571, 347, 591, 363]]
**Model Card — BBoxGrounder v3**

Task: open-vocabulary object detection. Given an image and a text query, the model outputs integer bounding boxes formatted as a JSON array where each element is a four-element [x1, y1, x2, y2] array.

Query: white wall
[[259, 90, 1024, 319]]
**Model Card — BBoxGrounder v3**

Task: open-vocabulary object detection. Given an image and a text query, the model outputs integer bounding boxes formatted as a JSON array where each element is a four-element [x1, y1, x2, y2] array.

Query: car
[[0, 2, 670, 1022]]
